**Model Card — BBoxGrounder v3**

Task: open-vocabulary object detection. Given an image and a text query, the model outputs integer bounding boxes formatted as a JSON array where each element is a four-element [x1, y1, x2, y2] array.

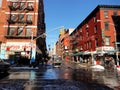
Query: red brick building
[[56, 5, 120, 65], [56, 28, 74, 60], [69, 5, 120, 64], [0, 0, 46, 64]]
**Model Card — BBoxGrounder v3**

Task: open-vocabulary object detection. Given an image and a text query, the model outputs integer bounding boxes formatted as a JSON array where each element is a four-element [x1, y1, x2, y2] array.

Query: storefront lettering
[[6, 45, 36, 51]]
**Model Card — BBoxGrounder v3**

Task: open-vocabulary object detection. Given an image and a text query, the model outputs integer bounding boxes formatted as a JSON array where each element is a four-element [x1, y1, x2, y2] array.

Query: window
[[26, 15, 32, 21], [113, 11, 118, 16], [17, 27, 23, 36], [26, 15, 33, 24], [94, 16, 96, 23], [13, 2, 17, 7], [27, 2, 34, 10], [95, 38, 98, 47], [86, 28, 89, 37], [104, 22, 109, 30], [89, 41, 92, 49], [94, 25, 97, 33], [80, 36, 82, 40], [87, 42, 89, 50], [105, 36, 110, 45], [26, 28, 32, 36], [9, 27, 15, 35], [18, 14, 24, 22], [28, 2, 33, 7], [86, 31, 89, 37], [11, 14, 17, 21], [20, 2, 25, 10], [104, 11, 108, 18]]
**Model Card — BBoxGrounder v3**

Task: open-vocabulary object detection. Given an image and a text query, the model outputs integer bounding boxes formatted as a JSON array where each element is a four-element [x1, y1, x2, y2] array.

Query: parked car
[[0, 59, 10, 73]]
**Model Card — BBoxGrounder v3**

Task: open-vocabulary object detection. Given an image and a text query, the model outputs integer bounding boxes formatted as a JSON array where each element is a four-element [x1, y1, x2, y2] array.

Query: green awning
[[75, 52, 83, 55], [69, 52, 83, 56]]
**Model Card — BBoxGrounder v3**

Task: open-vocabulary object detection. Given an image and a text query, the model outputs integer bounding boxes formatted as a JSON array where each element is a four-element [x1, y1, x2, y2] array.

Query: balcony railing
[[26, 6, 34, 11], [8, 2, 20, 11], [26, 20, 32, 24], [7, 19, 16, 24], [17, 20, 25, 23]]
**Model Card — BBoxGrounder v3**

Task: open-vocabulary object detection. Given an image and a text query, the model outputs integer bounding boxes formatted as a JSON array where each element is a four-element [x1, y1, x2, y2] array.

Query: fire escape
[[6, 1, 34, 38]]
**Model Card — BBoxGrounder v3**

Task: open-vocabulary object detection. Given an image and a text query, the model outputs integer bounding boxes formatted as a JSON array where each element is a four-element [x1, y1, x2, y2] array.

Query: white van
[[52, 55, 62, 67]]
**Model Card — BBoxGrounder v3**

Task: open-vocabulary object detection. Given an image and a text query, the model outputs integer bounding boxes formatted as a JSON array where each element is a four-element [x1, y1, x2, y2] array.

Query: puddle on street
[[6, 65, 120, 89], [8, 71, 36, 80]]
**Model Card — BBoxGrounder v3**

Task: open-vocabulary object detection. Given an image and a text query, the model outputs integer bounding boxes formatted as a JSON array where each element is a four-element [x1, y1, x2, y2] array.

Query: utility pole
[[30, 32, 33, 63]]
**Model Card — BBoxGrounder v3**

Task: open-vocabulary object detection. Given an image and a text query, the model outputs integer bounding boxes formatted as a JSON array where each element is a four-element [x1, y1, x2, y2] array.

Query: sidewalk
[[64, 60, 120, 75], [65, 60, 92, 69]]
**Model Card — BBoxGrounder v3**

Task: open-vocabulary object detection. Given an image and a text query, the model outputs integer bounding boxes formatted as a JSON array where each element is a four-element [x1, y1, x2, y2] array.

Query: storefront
[[96, 46, 115, 65], [0, 42, 36, 64]]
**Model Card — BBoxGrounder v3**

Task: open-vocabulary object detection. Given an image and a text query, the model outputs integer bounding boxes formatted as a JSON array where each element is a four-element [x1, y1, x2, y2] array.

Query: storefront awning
[[69, 52, 83, 56], [97, 51, 115, 56]]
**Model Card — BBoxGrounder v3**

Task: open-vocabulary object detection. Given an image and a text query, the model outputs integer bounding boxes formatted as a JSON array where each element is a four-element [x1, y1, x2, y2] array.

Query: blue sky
[[44, 0, 120, 49]]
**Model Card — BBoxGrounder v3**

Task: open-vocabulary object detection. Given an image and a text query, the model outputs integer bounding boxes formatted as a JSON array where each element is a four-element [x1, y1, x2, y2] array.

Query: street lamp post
[[30, 32, 33, 63], [31, 26, 64, 58], [97, 20, 119, 66]]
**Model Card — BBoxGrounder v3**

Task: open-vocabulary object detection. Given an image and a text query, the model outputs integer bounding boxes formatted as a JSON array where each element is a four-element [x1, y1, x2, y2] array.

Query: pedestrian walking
[[105, 56, 115, 71], [109, 57, 115, 70], [79, 57, 83, 63]]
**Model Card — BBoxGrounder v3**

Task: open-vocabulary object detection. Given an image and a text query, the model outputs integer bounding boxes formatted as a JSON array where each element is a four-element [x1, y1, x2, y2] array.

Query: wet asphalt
[[0, 61, 120, 90]]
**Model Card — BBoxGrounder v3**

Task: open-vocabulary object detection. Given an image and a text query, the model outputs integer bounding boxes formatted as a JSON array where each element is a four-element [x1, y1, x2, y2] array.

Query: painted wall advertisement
[[0, 42, 36, 62]]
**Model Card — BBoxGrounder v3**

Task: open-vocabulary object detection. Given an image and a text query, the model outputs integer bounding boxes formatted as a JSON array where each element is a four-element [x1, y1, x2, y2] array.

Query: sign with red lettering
[[6, 42, 36, 51]]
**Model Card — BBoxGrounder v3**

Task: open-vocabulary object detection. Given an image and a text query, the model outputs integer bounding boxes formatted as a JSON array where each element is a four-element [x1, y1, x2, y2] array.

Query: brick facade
[[0, 0, 46, 64]]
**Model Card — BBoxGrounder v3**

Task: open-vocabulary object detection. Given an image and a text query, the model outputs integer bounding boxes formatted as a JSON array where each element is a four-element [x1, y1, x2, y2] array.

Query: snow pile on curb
[[90, 65, 105, 71]]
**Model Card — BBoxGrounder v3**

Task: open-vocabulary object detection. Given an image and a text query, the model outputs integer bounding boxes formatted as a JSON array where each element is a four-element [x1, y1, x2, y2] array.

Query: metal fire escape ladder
[[8, 1, 20, 11], [25, 2, 34, 11], [7, 0, 34, 37], [16, 0, 28, 37], [16, 24, 27, 36]]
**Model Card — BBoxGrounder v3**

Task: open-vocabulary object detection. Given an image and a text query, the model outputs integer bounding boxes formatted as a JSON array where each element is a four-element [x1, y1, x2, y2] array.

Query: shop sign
[[6, 42, 36, 51], [96, 46, 114, 51], [96, 46, 115, 55]]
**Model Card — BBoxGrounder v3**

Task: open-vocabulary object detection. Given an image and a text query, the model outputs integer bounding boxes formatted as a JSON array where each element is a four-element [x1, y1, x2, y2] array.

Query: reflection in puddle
[[8, 71, 36, 80], [42, 69, 59, 79], [30, 70, 36, 80]]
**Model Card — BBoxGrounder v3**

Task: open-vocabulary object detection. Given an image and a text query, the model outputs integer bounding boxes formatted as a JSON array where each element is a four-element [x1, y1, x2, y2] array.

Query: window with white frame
[[18, 14, 24, 21], [28, 2, 33, 7], [95, 38, 98, 47], [94, 25, 97, 33], [104, 11, 109, 18], [12, 2, 18, 8], [17, 27, 23, 36], [26, 28, 32, 36], [105, 36, 110, 45], [11, 14, 17, 21], [20, 2, 26, 10], [9, 27, 15, 35], [89, 41, 92, 49], [104, 22, 109, 30], [26, 14, 32, 21], [27, 2, 34, 10]]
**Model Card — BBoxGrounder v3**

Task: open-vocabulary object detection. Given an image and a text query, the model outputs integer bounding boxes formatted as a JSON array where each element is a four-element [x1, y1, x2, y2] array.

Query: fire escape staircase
[[6, 0, 34, 38]]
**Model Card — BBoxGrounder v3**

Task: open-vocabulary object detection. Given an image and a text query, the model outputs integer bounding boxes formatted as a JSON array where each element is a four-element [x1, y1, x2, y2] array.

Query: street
[[0, 60, 120, 90]]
